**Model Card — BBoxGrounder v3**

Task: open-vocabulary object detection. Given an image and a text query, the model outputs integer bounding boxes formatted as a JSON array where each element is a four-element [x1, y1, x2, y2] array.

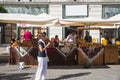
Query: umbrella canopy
[[107, 13, 120, 21], [0, 13, 58, 25], [35, 13, 59, 27], [59, 17, 114, 26], [37, 13, 58, 21], [107, 13, 120, 26]]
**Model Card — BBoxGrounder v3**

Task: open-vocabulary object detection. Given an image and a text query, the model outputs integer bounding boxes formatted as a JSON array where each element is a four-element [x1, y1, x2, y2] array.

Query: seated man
[[84, 31, 92, 43]]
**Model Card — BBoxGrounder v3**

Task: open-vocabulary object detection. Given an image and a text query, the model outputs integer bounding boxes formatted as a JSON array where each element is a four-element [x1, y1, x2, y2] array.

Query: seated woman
[[20, 30, 33, 47], [50, 38, 54, 47], [6, 38, 19, 53], [10, 38, 15, 46], [54, 35, 60, 47]]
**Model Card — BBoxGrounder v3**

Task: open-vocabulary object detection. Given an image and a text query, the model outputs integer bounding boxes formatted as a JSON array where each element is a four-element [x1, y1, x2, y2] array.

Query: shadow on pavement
[[0, 60, 9, 63], [0, 63, 8, 66], [6, 66, 32, 72], [23, 66, 31, 69], [48, 72, 91, 80], [0, 73, 34, 80], [48, 65, 110, 69]]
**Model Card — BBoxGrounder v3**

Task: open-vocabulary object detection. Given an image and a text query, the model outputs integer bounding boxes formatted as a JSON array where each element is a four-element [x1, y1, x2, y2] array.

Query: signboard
[[65, 5, 88, 16]]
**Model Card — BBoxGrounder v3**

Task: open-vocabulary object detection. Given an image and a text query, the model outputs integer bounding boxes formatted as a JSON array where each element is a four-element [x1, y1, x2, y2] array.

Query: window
[[4, 5, 48, 15], [102, 4, 120, 19]]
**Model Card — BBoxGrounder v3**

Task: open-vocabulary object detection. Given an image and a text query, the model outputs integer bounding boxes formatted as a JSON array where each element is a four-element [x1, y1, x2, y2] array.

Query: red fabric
[[54, 38, 59, 42], [24, 32, 32, 41], [47, 48, 56, 56]]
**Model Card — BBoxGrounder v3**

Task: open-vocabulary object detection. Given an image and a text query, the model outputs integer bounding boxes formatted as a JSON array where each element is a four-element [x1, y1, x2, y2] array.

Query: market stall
[[77, 27, 119, 66], [8, 14, 120, 66], [9, 40, 78, 65], [9, 39, 119, 66]]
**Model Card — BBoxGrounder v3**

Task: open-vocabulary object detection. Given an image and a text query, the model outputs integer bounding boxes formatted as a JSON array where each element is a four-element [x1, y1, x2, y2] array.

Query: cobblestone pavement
[[0, 63, 120, 80], [0, 45, 120, 80]]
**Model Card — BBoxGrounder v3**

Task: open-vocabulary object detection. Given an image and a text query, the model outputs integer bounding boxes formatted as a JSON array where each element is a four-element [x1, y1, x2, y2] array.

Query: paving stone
[[0, 45, 120, 80]]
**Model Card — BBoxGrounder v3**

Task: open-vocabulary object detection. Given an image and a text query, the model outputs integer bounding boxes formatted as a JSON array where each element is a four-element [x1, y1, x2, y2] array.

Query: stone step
[[0, 56, 9, 63], [0, 53, 9, 63]]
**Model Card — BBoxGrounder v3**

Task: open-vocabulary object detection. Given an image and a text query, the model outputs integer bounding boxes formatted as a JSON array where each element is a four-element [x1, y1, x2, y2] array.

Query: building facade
[[0, 0, 120, 43]]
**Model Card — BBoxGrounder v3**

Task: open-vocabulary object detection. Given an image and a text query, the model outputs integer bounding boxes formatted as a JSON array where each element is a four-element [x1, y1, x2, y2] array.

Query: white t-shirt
[[66, 34, 77, 43]]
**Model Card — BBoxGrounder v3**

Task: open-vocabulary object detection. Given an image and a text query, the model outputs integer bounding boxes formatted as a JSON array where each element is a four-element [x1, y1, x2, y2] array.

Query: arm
[[39, 42, 50, 52], [66, 35, 70, 42]]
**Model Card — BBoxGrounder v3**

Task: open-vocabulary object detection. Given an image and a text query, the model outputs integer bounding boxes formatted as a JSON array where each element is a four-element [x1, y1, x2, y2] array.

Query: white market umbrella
[[59, 17, 114, 44], [0, 13, 58, 25], [36, 13, 58, 21], [107, 14, 120, 26], [59, 17, 114, 27], [35, 13, 59, 27], [107, 13, 120, 21], [107, 14, 120, 38]]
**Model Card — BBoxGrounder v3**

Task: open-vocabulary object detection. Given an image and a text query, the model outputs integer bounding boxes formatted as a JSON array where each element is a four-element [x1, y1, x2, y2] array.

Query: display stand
[[104, 45, 119, 64]]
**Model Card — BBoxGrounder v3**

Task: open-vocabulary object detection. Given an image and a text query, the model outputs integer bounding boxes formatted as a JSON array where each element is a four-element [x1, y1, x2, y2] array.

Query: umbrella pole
[[100, 29, 102, 44], [115, 24, 118, 39], [83, 25, 91, 68], [17, 22, 22, 70]]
